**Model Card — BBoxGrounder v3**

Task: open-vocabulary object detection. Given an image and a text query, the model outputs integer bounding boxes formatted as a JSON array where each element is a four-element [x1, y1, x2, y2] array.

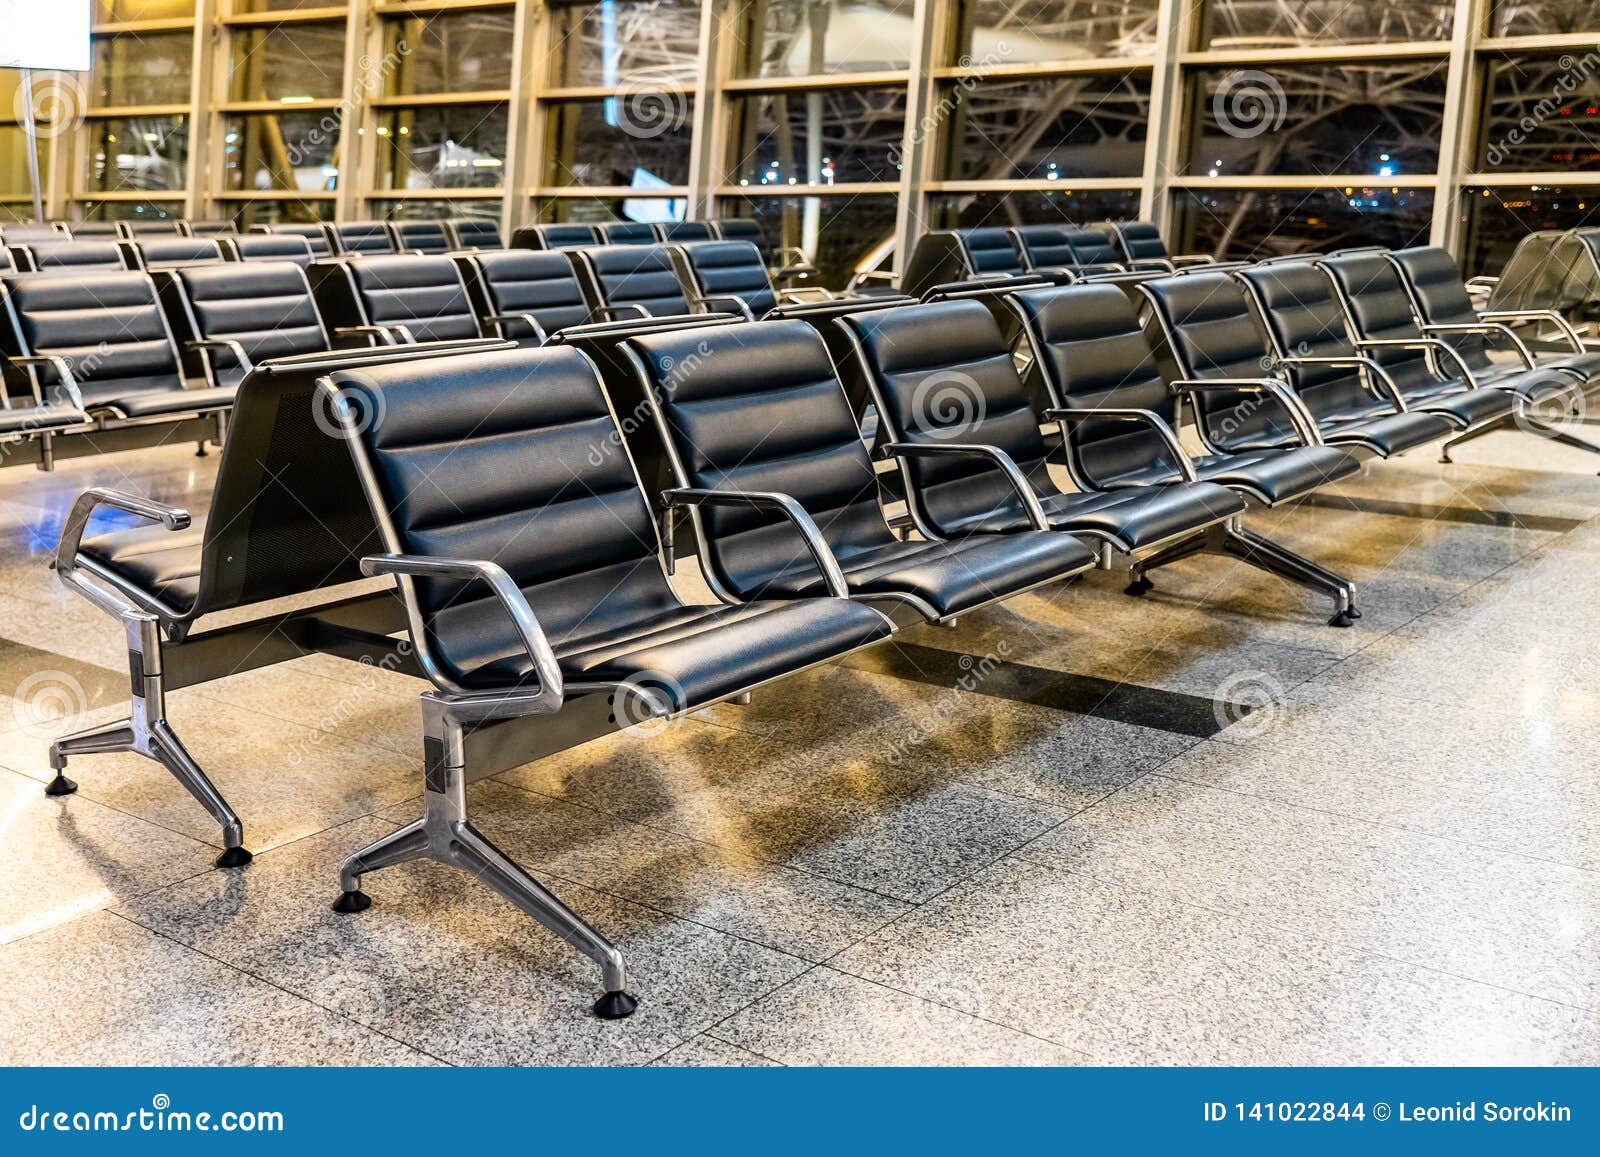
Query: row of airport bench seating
[[39, 233, 1600, 1019]]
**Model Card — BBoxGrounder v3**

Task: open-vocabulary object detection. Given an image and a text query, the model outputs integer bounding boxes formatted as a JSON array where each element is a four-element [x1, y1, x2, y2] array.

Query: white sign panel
[[0, 0, 92, 73]]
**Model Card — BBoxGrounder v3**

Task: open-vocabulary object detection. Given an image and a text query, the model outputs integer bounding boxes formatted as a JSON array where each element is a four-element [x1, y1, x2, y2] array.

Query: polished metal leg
[[1125, 532, 1209, 595], [1214, 525, 1357, 626], [333, 694, 637, 1019], [1439, 415, 1508, 463], [1522, 418, 1600, 464], [47, 612, 250, 867]]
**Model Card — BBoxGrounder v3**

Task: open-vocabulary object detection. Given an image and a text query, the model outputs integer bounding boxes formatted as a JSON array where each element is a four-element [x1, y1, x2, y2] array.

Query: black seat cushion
[[676, 240, 777, 318], [1010, 225, 1078, 272], [340, 254, 482, 342], [170, 262, 328, 386], [1104, 447, 1358, 505], [389, 221, 450, 255], [579, 245, 692, 317], [1315, 410, 1454, 455], [80, 523, 206, 612], [114, 384, 236, 417], [460, 249, 591, 342]]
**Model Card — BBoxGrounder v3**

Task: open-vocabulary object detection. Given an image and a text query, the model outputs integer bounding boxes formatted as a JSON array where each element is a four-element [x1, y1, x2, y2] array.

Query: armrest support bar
[[879, 441, 1051, 530], [1421, 322, 1534, 368], [693, 293, 757, 322], [1045, 406, 1199, 482], [593, 303, 651, 321], [335, 324, 413, 347], [186, 338, 255, 379], [663, 487, 850, 598], [1354, 337, 1480, 387], [483, 313, 549, 344], [8, 354, 86, 409], [1480, 309, 1587, 354], [360, 554, 564, 707], [55, 487, 192, 619], [1170, 378, 1325, 446], [1275, 354, 1409, 410]]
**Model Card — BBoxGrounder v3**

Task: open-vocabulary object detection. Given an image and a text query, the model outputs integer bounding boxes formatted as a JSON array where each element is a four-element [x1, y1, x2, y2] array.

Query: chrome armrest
[[483, 313, 548, 344], [846, 269, 896, 293], [1275, 355, 1408, 411], [55, 487, 192, 619], [694, 293, 757, 322], [777, 286, 834, 304], [1421, 322, 1534, 369], [1044, 406, 1199, 482], [360, 554, 564, 708], [879, 440, 1050, 531], [7, 354, 86, 410], [335, 324, 412, 347], [1170, 254, 1216, 267], [1352, 337, 1479, 387], [593, 303, 651, 322], [1130, 258, 1176, 273], [662, 486, 850, 598], [186, 338, 255, 380], [1170, 378, 1324, 446], [1479, 309, 1587, 354]]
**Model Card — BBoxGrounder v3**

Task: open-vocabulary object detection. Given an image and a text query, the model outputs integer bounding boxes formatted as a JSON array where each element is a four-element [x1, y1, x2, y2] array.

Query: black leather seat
[[511, 223, 599, 250], [0, 223, 64, 246], [70, 222, 124, 239], [572, 244, 697, 319], [330, 344, 895, 696], [17, 241, 127, 273], [325, 221, 395, 256], [161, 262, 331, 388], [1319, 252, 1528, 428], [1168, 265, 1453, 458], [123, 237, 224, 271], [956, 227, 1027, 277], [598, 222, 657, 246], [1108, 220, 1214, 271], [310, 254, 483, 345], [627, 319, 1095, 621], [670, 240, 779, 320], [711, 218, 763, 247], [445, 218, 503, 250], [1010, 284, 1359, 504], [1388, 245, 1600, 384], [387, 220, 451, 255], [654, 222, 713, 243], [1009, 224, 1116, 279], [0, 270, 235, 419], [219, 233, 315, 266], [839, 299, 1244, 553], [455, 249, 592, 344], [252, 222, 335, 258], [122, 220, 184, 237]]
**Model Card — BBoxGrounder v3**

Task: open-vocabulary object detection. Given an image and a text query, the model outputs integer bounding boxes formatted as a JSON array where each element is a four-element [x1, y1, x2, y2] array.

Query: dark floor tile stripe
[[1297, 493, 1583, 533], [844, 642, 1243, 739]]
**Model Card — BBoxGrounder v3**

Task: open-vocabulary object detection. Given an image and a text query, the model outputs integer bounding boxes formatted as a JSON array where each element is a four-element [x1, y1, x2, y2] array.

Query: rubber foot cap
[[44, 773, 77, 797], [215, 846, 253, 869], [332, 889, 372, 913], [1328, 611, 1356, 628], [1123, 576, 1154, 597], [593, 990, 639, 1020], [1346, 607, 1362, 619]]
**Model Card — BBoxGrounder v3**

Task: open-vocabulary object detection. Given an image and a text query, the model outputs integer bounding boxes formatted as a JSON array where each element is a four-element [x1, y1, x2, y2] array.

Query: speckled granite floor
[[1, 425, 1598, 1066]]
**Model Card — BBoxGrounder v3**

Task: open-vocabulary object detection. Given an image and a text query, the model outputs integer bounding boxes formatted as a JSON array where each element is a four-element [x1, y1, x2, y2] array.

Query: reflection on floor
[[1, 426, 1599, 1066]]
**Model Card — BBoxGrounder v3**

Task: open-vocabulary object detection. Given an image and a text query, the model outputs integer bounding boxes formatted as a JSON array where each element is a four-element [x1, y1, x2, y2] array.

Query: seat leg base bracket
[[47, 612, 251, 869], [1121, 521, 1357, 626], [333, 695, 639, 1020]]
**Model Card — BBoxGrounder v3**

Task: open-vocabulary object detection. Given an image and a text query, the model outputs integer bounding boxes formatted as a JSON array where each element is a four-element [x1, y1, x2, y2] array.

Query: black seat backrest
[[1112, 221, 1171, 264], [1320, 251, 1436, 389], [19, 241, 127, 272], [328, 346, 682, 686], [220, 233, 316, 266], [654, 222, 713, 243], [255, 222, 334, 258], [512, 223, 600, 250], [1010, 225, 1078, 272], [599, 222, 658, 246], [957, 227, 1026, 277], [327, 221, 395, 255], [0, 270, 185, 408], [712, 218, 764, 247], [0, 247, 13, 275], [1064, 228, 1123, 268], [388, 220, 451, 255], [767, 294, 918, 423], [1009, 284, 1176, 489], [455, 249, 591, 344], [123, 237, 224, 271], [186, 220, 233, 237], [70, 221, 123, 239], [161, 261, 330, 386], [311, 254, 482, 344], [900, 232, 968, 298], [122, 219, 185, 238], [672, 240, 776, 319], [0, 224, 63, 245], [573, 244, 693, 318], [445, 218, 503, 250], [1387, 246, 1490, 369], [840, 299, 1053, 539], [189, 341, 509, 619], [628, 320, 896, 601]]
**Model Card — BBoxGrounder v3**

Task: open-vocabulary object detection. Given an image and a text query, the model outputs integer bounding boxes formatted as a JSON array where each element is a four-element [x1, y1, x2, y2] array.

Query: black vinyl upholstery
[[330, 346, 894, 701], [256, 223, 334, 259], [1009, 225, 1082, 274], [163, 262, 330, 387], [19, 241, 127, 272], [711, 219, 764, 247], [1063, 228, 1124, 268], [456, 249, 592, 344], [1012, 284, 1358, 503], [655, 222, 713, 243], [957, 227, 1027, 276], [841, 300, 1244, 551], [673, 241, 777, 319], [445, 218, 503, 250], [574, 244, 694, 318], [124, 237, 224, 271], [0, 224, 63, 245], [70, 222, 123, 239], [122, 220, 183, 237], [0, 270, 233, 415], [629, 320, 1094, 617], [312, 254, 483, 344], [388, 221, 451, 255], [327, 221, 395, 255], [599, 222, 658, 246], [221, 234, 316, 266], [1110, 221, 1172, 266], [512, 224, 599, 250]]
